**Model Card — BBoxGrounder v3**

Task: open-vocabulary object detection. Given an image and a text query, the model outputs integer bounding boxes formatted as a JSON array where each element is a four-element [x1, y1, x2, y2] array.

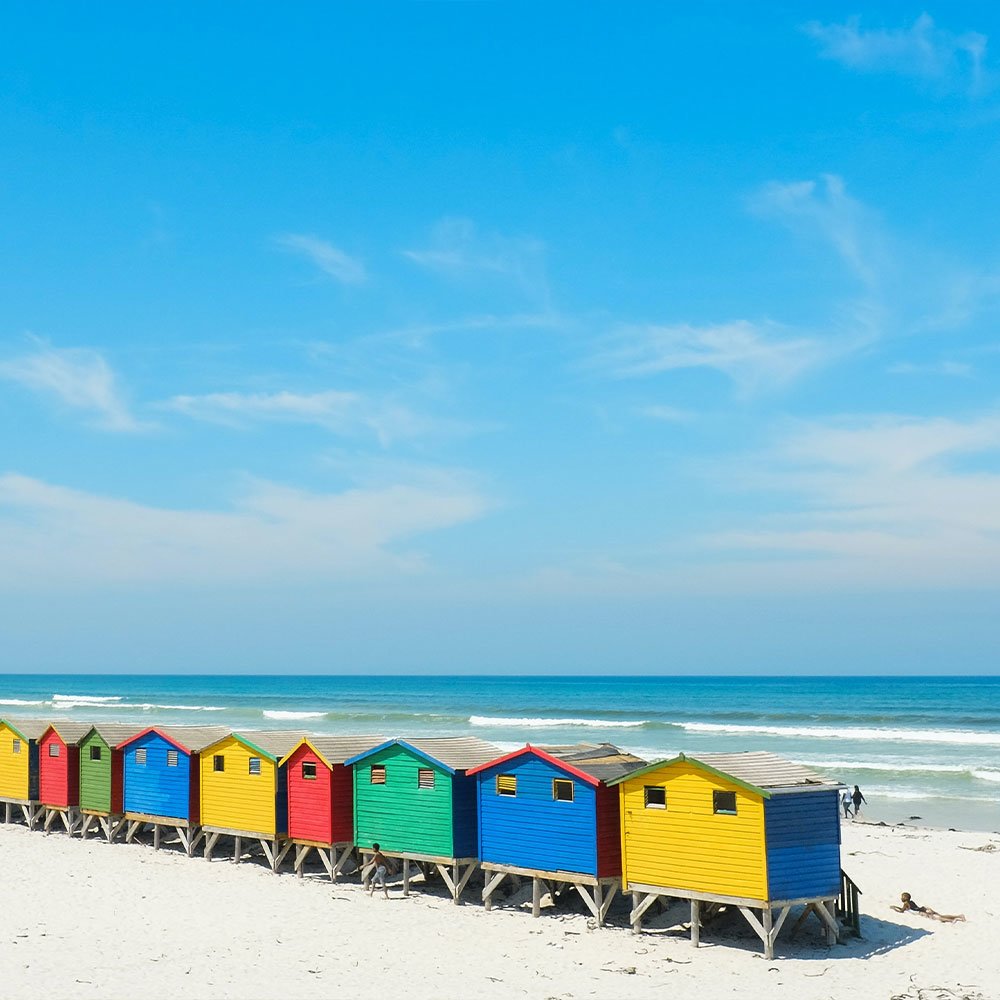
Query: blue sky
[[2, 4, 999, 674]]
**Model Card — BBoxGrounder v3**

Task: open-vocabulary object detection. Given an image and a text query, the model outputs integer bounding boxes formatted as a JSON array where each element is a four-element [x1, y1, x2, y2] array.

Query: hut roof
[[466, 742, 647, 785], [279, 735, 387, 767], [117, 725, 231, 753], [84, 723, 146, 746], [43, 721, 96, 745], [211, 731, 307, 761], [1, 718, 50, 741], [605, 751, 840, 797], [344, 737, 501, 774], [541, 743, 648, 783]]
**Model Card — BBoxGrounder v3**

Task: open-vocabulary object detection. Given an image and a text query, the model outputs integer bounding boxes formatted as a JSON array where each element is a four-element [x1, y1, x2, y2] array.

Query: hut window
[[713, 790, 737, 815], [644, 786, 666, 809], [249, 757, 262, 775], [302, 762, 317, 780], [166, 750, 178, 768], [370, 765, 386, 785], [12, 738, 21, 754], [90, 746, 102, 761], [136, 748, 147, 766], [496, 774, 517, 797], [417, 768, 435, 789], [49, 743, 61, 757], [213, 755, 225, 772], [553, 779, 575, 802]]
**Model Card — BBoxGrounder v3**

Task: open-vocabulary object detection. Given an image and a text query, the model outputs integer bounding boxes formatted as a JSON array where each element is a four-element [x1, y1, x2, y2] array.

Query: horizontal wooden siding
[[353, 745, 454, 856], [765, 791, 841, 900], [620, 761, 767, 900], [477, 755, 596, 874]]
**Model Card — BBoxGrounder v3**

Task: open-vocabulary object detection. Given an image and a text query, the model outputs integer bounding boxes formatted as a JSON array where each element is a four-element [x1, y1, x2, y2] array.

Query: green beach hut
[[78, 724, 142, 841], [345, 737, 500, 903]]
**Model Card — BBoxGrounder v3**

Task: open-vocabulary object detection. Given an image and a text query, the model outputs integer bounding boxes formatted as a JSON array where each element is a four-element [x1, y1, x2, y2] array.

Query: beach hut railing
[[837, 869, 862, 937]]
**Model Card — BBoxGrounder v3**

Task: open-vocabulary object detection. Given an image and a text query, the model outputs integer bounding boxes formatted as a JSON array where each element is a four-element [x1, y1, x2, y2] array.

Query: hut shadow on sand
[[633, 898, 931, 959]]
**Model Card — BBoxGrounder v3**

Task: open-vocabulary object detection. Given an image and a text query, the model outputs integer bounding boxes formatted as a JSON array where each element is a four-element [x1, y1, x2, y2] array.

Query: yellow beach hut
[[608, 751, 851, 958], [199, 730, 305, 871], [0, 718, 47, 828]]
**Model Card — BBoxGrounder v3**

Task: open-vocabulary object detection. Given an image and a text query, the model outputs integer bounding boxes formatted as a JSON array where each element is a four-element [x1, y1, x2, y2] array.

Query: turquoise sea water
[[2, 674, 997, 833]]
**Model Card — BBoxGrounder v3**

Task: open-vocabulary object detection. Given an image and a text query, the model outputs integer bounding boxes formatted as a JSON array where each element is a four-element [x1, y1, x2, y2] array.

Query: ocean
[[2, 674, 998, 833]]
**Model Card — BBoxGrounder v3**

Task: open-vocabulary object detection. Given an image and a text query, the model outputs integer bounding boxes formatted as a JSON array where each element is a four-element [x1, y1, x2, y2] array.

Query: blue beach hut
[[119, 726, 229, 856], [468, 743, 646, 924]]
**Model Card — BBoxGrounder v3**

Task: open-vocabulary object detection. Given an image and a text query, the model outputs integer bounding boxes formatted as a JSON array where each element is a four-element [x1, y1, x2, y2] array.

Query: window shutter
[[496, 774, 517, 796], [136, 748, 147, 766], [553, 779, 574, 802], [166, 750, 178, 767], [249, 757, 262, 775], [49, 743, 60, 757], [643, 786, 666, 809], [713, 790, 737, 815], [213, 755, 225, 772], [417, 768, 435, 789], [370, 765, 386, 785], [12, 738, 21, 754]]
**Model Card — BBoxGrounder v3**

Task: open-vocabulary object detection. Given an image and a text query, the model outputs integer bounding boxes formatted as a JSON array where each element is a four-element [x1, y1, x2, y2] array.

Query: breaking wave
[[469, 715, 648, 729]]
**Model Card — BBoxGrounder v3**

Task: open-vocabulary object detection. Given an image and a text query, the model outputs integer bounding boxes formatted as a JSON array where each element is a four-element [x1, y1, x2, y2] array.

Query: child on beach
[[891, 892, 966, 923], [841, 789, 852, 819], [365, 843, 393, 899]]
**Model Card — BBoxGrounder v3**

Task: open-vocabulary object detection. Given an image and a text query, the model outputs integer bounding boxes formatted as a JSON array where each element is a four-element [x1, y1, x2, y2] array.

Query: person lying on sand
[[891, 892, 966, 923]]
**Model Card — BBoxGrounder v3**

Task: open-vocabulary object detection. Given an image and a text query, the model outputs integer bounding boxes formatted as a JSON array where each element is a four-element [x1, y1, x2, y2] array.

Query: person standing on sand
[[891, 892, 966, 923], [841, 788, 853, 819], [851, 784, 867, 818], [366, 842, 393, 900]]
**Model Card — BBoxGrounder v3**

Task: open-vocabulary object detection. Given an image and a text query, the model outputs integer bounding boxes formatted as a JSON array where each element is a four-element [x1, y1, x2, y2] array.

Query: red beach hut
[[38, 721, 94, 835], [281, 735, 384, 879]]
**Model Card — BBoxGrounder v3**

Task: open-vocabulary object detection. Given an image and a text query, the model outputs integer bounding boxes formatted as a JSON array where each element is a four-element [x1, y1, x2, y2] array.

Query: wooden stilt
[[763, 907, 774, 960], [691, 899, 701, 948]]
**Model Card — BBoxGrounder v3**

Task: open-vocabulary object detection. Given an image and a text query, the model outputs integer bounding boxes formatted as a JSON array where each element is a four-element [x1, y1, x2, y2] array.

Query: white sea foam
[[140, 703, 226, 712], [52, 694, 122, 704], [680, 721, 1000, 747], [263, 710, 327, 721], [794, 758, 975, 775], [469, 715, 647, 729], [972, 769, 1000, 783], [0, 698, 46, 706]]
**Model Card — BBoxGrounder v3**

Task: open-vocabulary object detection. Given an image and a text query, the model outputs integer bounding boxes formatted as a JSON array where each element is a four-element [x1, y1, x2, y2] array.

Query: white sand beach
[[1, 820, 996, 1000]]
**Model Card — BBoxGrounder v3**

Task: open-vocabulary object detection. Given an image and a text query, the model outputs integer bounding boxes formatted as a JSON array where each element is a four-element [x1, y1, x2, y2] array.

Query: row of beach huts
[[0, 718, 861, 959]]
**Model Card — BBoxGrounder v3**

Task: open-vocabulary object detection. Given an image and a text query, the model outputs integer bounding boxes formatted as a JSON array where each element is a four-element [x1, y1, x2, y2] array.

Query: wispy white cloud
[[704, 411, 1000, 588], [0, 341, 144, 432], [160, 388, 467, 447], [590, 320, 837, 395], [804, 13, 989, 93], [0, 472, 491, 586], [750, 174, 886, 287], [636, 404, 695, 424], [402, 218, 549, 300], [275, 233, 367, 284], [887, 359, 973, 377]]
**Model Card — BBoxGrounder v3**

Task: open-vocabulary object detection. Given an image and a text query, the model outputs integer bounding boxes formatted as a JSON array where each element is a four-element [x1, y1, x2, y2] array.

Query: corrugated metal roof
[[85, 723, 146, 746], [1, 718, 50, 740], [293, 735, 387, 765], [402, 737, 502, 771], [153, 726, 232, 753], [539, 742, 648, 783], [44, 721, 96, 745], [688, 751, 836, 791]]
